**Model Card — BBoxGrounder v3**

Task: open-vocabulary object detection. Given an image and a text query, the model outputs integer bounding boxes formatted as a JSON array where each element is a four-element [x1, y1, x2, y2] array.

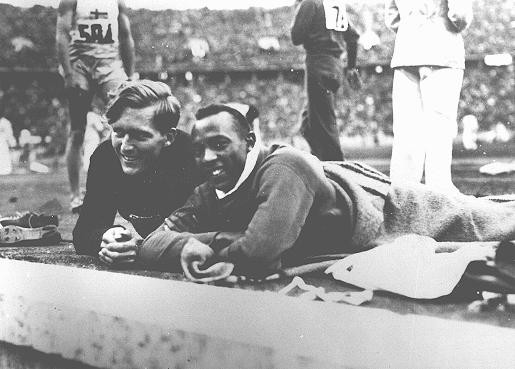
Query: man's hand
[[63, 73, 74, 89], [181, 238, 234, 283], [99, 227, 140, 266], [345, 68, 362, 91], [212, 231, 243, 249]]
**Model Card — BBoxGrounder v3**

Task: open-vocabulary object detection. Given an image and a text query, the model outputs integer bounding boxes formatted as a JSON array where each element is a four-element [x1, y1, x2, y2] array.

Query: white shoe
[[0, 224, 60, 245]]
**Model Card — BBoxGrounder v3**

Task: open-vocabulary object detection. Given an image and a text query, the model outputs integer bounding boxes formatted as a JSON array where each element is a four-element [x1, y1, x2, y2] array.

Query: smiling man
[[138, 102, 515, 280], [73, 80, 197, 264]]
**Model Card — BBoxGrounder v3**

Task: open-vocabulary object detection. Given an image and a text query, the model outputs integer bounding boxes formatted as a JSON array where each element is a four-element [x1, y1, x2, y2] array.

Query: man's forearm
[[215, 164, 315, 274], [346, 41, 358, 69], [56, 26, 72, 77], [139, 228, 218, 271], [119, 37, 135, 77], [290, 2, 312, 46], [73, 226, 108, 256]]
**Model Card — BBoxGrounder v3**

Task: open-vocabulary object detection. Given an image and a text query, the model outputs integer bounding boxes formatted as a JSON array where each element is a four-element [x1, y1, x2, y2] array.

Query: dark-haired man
[[73, 80, 197, 264], [138, 103, 515, 279]]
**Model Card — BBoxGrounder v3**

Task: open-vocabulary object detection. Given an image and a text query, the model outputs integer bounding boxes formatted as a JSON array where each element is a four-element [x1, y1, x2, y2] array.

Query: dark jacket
[[291, 0, 360, 57], [139, 145, 354, 275], [73, 130, 197, 256]]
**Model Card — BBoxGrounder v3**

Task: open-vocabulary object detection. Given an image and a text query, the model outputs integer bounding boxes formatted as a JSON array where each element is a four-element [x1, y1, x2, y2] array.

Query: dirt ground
[[1, 153, 515, 368], [1, 154, 515, 324], [1, 153, 514, 259], [1, 154, 514, 239]]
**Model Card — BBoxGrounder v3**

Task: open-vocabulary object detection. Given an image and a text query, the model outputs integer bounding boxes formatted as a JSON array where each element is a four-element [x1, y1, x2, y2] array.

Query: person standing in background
[[385, 0, 473, 193], [291, 0, 362, 161], [0, 110, 16, 175], [56, 0, 135, 212], [83, 108, 108, 173]]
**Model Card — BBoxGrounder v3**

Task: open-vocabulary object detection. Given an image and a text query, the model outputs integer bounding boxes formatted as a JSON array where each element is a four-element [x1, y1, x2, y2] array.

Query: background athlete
[[56, 0, 135, 212]]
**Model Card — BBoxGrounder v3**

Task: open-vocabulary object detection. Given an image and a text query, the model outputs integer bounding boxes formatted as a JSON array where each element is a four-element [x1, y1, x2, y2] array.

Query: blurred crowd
[[0, 0, 513, 161], [1, 0, 513, 69]]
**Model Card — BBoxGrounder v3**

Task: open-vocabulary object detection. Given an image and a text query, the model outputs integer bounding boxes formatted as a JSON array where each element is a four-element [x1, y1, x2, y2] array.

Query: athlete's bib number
[[323, 0, 349, 31], [77, 23, 114, 44]]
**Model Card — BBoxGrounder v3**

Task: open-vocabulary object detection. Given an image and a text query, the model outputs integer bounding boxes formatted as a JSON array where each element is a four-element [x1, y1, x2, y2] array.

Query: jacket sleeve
[[344, 22, 360, 68], [138, 188, 218, 271], [291, 0, 315, 45], [73, 148, 118, 256], [216, 163, 315, 275], [447, 0, 473, 32], [384, 0, 400, 32]]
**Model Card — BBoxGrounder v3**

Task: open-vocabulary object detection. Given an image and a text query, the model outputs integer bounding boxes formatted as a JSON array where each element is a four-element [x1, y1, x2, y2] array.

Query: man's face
[[110, 106, 169, 176], [192, 112, 251, 192]]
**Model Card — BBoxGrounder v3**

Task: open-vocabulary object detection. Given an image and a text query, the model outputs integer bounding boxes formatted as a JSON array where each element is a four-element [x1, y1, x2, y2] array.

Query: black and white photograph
[[0, 0, 514, 367]]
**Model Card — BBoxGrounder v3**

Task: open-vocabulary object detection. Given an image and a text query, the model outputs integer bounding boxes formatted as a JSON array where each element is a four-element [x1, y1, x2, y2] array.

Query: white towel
[[326, 234, 494, 299]]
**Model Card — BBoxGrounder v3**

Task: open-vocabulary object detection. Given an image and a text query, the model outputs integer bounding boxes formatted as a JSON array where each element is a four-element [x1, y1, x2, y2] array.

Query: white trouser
[[390, 66, 464, 192], [0, 139, 13, 175]]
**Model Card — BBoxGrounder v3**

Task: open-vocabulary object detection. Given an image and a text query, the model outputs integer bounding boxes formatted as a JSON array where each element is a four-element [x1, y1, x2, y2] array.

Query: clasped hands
[[99, 227, 140, 266], [99, 228, 234, 282]]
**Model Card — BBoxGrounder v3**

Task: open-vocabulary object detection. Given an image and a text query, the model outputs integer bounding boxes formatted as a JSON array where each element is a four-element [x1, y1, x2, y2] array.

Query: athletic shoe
[[0, 212, 61, 247], [0, 224, 61, 246], [0, 212, 58, 228]]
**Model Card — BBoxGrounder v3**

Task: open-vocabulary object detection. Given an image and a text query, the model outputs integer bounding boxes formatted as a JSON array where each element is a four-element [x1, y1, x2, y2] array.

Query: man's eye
[[134, 134, 147, 141], [214, 142, 227, 150]]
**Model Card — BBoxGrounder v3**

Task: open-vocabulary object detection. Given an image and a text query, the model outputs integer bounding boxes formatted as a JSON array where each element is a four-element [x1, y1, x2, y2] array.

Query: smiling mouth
[[121, 154, 138, 163], [212, 168, 223, 176]]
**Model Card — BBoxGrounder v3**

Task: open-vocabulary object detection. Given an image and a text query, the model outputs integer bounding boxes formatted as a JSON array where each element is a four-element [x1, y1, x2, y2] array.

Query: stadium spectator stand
[[0, 0, 513, 148]]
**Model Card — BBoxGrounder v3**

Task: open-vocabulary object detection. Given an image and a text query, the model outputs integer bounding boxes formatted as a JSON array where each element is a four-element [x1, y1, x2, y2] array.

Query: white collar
[[215, 144, 260, 199]]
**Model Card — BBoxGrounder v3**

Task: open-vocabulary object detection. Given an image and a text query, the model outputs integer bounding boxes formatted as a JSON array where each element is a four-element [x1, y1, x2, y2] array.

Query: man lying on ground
[[136, 103, 515, 279], [73, 80, 198, 265]]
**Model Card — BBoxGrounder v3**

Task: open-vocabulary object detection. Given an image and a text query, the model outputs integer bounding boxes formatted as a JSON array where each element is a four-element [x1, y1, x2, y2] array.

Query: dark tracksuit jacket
[[140, 145, 515, 276], [140, 145, 354, 275], [73, 131, 197, 256]]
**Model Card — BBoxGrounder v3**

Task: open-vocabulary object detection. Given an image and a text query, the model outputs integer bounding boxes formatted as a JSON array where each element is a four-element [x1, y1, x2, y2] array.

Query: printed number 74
[[323, 0, 349, 31]]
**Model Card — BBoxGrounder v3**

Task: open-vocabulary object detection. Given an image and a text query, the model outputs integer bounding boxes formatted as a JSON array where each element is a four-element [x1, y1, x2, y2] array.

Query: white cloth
[[278, 276, 373, 306], [326, 234, 493, 299], [215, 144, 260, 199]]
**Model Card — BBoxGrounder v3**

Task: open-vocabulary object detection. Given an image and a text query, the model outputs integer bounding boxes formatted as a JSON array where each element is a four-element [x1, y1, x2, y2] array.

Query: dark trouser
[[301, 68, 343, 161]]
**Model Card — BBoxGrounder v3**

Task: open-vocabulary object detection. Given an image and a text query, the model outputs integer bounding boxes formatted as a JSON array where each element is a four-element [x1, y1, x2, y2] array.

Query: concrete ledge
[[1, 258, 515, 368]]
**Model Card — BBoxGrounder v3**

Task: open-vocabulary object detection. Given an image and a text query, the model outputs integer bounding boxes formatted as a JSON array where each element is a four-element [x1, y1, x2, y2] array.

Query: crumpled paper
[[326, 234, 494, 299], [278, 276, 373, 306]]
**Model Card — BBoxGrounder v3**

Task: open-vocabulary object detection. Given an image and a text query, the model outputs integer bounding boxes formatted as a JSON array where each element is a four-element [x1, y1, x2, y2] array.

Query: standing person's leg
[[66, 87, 91, 210], [420, 66, 463, 192], [84, 58, 127, 174], [390, 67, 426, 184], [64, 58, 94, 211], [383, 183, 515, 242], [301, 69, 343, 161]]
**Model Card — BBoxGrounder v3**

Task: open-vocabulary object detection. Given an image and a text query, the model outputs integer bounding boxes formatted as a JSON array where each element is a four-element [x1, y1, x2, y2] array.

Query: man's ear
[[245, 131, 256, 152], [164, 128, 178, 147]]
